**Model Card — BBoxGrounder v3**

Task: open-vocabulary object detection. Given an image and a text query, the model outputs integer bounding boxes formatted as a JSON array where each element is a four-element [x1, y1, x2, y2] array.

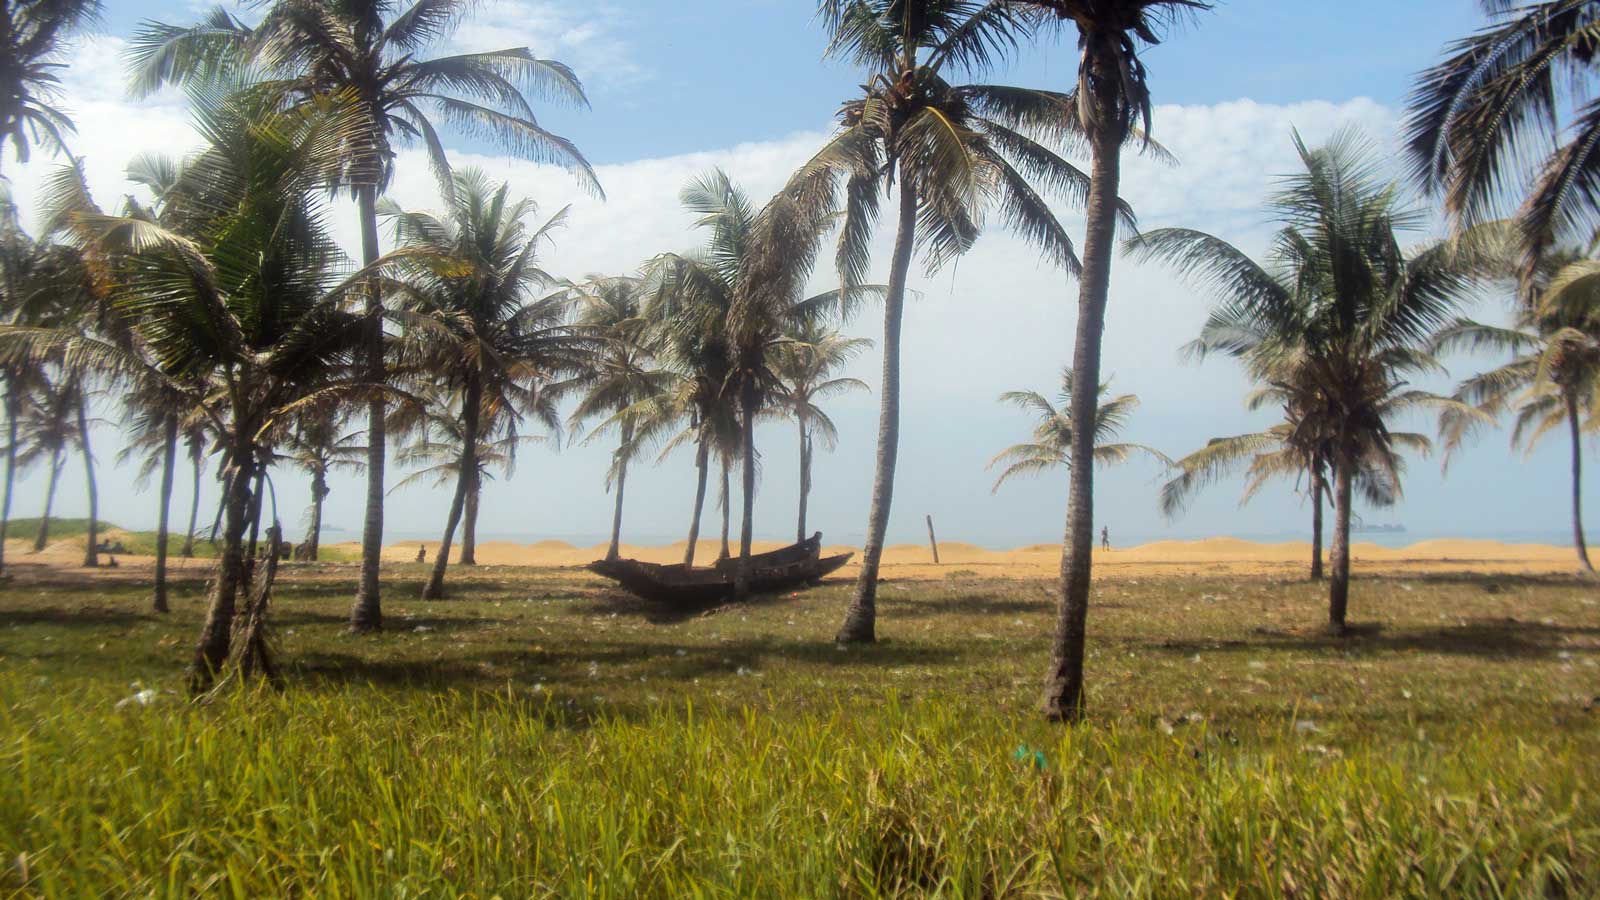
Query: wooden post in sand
[[926, 514, 941, 565]]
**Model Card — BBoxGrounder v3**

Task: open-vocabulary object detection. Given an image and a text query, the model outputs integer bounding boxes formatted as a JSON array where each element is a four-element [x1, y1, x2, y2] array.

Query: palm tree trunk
[[605, 421, 633, 562], [307, 472, 326, 561], [1310, 468, 1325, 581], [719, 456, 731, 561], [1042, 108, 1124, 721], [734, 378, 760, 599], [1567, 394, 1594, 573], [423, 376, 480, 600], [797, 419, 811, 542], [460, 470, 479, 566], [152, 416, 177, 613], [244, 468, 265, 579], [75, 387, 98, 568], [1327, 459, 1354, 633], [350, 182, 386, 634], [191, 451, 253, 690], [684, 436, 710, 567], [34, 449, 60, 552], [181, 450, 201, 558], [837, 179, 918, 643], [0, 380, 18, 575]]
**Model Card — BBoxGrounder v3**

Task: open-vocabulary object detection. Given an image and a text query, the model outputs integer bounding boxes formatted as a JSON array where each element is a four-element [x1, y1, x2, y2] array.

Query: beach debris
[[114, 687, 159, 710], [1012, 744, 1049, 771], [1294, 719, 1319, 734], [412, 625, 432, 633]]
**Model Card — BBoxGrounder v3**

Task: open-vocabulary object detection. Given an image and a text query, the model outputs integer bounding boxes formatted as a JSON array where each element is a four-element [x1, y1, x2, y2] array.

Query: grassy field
[[1, 561, 1597, 897]]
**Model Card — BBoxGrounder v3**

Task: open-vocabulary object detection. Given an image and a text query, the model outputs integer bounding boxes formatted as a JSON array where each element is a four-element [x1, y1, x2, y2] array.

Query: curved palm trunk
[[837, 181, 918, 643], [350, 182, 386, 634], [34, 449, 61, 551], [734, 379, 760, 599], [718, 457, 731, 561], [244, 468, 266, 577], [191, 451, 254, 690], [75, 388, 98, 568], [1327, 460, 1354, 633], [423, 377, 480, 599], [797, 418, 811, 542], [0, 381, 18, 574], [1043, 113, 1123, 722], [1567, 395, 1594, 573], [605, 421, 633, 562], [307, 471, 327, 561], [152, 417, 178, 613], [684, 436, 710, 567], [460, 470, 479, 566], [1310, 468, 1325, 581], [181, 451, 201, 558]]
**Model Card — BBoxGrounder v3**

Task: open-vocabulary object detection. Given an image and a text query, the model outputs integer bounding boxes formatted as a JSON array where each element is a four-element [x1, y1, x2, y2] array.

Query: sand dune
[[5, 532, 1588, 580]]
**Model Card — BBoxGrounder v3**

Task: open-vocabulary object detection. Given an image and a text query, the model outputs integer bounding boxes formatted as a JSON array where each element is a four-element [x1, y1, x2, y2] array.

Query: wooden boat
[[587, 534, 852, 607]]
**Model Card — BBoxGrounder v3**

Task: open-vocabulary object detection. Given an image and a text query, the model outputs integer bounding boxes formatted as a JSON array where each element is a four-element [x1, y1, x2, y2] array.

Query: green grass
[[1, 565, 1597, 897], [2, 516, 360, 562]]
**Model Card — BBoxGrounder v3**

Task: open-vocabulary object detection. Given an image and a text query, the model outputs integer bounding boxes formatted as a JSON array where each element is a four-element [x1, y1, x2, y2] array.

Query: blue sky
[[18, 0, 1577, 551]]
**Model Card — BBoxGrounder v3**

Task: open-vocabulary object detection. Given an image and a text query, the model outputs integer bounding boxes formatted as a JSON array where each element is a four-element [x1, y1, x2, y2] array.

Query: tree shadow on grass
[[1149, 617, 1599, 660], [289, 634, 967, 693]]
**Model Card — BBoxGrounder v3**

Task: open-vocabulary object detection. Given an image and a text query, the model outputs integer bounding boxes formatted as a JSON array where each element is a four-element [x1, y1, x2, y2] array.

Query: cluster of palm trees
[[1, 0, 1598, 720]]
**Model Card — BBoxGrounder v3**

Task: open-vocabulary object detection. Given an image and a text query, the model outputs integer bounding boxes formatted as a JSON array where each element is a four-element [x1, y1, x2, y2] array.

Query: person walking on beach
[[1101, 527, 1110, 552]]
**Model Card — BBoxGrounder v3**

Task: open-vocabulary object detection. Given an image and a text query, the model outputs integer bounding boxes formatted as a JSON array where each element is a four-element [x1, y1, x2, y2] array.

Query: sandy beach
[[13, 532, 1589, 581]]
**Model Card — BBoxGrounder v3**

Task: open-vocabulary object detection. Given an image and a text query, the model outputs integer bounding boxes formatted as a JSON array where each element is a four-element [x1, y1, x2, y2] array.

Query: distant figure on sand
[[1101, 527, 1110, 551], [416, 545, 427, 563]]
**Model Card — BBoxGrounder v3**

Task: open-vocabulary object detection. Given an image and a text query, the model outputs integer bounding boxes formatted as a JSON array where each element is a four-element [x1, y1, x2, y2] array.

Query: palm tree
[[770, 323, 870, 540], [989, 371, 1168, 492], [117, 375, 200, 610], [993, 0, 1211, 721], [571, 276, 664, 562], [1405, 1, 1600, 286], [808, 0, 1095, 643], [178, 425, 208, 557], [13, 86, 382, 686], [282, 404, 365, 562], [16, 371, 74, 552], [1434, 247, 1600, 573], [1130, 129, 1487, 634], [387, 171, 581, 598], [0, 0, 100, 169], [132, 0, 600, 633]]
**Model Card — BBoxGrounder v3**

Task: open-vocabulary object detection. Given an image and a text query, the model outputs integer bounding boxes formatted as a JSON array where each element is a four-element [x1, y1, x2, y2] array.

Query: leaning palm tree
[[1405, 1, 1600, 287], [808, 0, 1098, 644], [1131, 129, 1488, 635], [282, 404, 364, 562], [1434, 247, 1600, 573], [989, 371, 1168, 492], [997, 0, 1211, 721], [131, 0, 600, 633], [770, 322, 870, 540], [117, 373, 201, 610], [570, 276, 666, 562], [0, 0, 100, 169], [387, 172, 581, 598], [15, 370, 74, 552], [8, 86, 383, 687]]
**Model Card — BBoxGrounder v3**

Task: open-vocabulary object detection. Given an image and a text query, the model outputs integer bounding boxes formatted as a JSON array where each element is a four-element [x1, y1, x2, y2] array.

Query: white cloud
[[6, 58, 1572, 550], [448, 1, 647, 92]]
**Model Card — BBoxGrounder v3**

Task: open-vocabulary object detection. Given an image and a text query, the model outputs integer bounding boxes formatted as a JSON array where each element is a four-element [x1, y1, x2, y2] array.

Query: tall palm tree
[[387, 171, 581, 598], [0, 0, 100, 169], [117, 375, 200, 610], [997, 0, 1211, 721], [178, 425, 208, 557], [11, 85, 382, 686], [1405, 1, 1600, 287], [16, 371, 74, 552], [131, 0, 600, 633], [571, 276, 664, 562], [809, 0, 1095, 643], [988, 371, 1167, 492], [770, 323, 870, 540], [1131, 129, 1487, 634], [282, 404, 364, 562], [1434, 247, 1600, 573]]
